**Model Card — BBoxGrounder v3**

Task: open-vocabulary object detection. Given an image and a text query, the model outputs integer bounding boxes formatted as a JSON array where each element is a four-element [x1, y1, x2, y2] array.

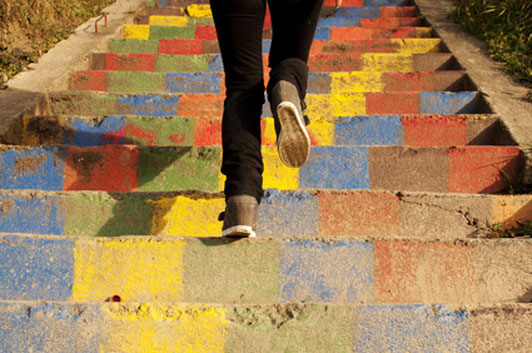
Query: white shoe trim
[[222, 225, 256, 238]]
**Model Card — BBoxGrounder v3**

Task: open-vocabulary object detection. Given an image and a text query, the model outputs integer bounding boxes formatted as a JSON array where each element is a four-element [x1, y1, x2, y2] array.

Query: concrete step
[[0, 189, 529, 238], [69, 70, 475, 94], [0, 144, 521, 193], [16, 114, 512, 148], [136, 4, 418, 24], [48, 91, 491, 117], [310, 53, 461, 72], [2, 301, 530, 352], [126, 20, 423, 42], [325, 26, 432, 40], [147, 0, 413, 11], [127, 12, 423, 30], [90, 52, 455, 73], [123, 22, 432, 41], [149, 0, 209, 8], [2, 234, 532, 304], [140, 6, 420, 22], [107, 38, 444, 56]]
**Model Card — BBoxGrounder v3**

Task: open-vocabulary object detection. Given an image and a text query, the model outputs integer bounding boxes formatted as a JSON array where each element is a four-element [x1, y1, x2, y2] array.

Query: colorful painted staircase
[[1, 0, 532, 351]]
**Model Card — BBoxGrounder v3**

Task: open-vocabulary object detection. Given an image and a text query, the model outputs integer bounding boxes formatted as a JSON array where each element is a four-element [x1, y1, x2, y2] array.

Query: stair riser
[[127, 13, 420, 32], [128, 22, 431, 41], [149, 0, 412, 9], [2, 235, 532, 304], [17, 115, 508, 148], [49, 91, 490, 117], [90, 53, 453, 73], [70, 71, 474, 94], [108, 38, 443, 56], [151, 0, 414, 9], [3, 301, 528, 353], [0, 190, 529, 238], [0, 146, 521, 193], [125, 20, 422, 40]]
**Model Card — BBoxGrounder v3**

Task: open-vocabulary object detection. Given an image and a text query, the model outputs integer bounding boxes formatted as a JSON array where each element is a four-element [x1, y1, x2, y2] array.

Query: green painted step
[[1, 188, 530, 239], [0, 144, 521, 193], [47, 90, 491, 118], [89, 53, 461, 73], [2, 301, 531, 352], [2, 233, 532, 304], [69, 70, 474, 94], [14, 114, 511, 148]]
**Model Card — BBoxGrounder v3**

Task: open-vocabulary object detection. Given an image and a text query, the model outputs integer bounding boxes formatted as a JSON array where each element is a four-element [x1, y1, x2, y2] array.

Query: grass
[[490, 221, 532, 239], [0, 0, 115, 83], [452, 0, 532, 88]]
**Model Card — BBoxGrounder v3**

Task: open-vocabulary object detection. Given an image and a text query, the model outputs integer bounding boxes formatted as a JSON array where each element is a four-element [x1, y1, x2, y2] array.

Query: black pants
[[210, 0, 324, 203]]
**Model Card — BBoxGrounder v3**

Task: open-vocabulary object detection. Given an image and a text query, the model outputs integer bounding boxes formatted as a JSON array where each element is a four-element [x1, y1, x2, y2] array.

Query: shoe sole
[[222, 225, 256, 238], [277, 101, 311, 168]]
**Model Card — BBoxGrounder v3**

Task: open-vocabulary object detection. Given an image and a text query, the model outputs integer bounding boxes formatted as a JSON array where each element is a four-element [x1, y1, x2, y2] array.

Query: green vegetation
[[0, 0, 115, 83], [490, 221, 532, 238], [452, 0, 532, 88]]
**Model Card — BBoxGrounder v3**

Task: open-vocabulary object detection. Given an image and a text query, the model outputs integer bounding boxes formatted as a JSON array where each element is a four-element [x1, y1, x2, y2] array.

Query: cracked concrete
[[398, 192, 493, 239], [415, 0, 532, 184]]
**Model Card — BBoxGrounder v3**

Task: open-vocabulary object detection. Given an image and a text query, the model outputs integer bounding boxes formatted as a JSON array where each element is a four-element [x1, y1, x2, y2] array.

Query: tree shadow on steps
[[5, 112, 219, 193], [93, 190, 226, 238], [0, 89, 223, 238]]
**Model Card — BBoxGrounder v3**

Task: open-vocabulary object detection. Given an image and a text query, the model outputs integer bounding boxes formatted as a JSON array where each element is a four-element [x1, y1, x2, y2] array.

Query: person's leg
[[209, 0, 267, 204], [266, 0, 324, 167], [267, 0, 324, 101]]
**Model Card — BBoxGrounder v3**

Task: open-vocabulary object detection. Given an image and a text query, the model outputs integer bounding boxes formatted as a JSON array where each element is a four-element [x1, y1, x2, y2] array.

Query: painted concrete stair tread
[[135, 14, 428, 29], [148, 0, 415, 12], [0, 189, 529, 238], [49, 91, 489, 117], [89, 53, 459, 73], [149, 0, 210, 7], [130, 15, 422, 29], [119, 24, 433, 41], [320, 26, 433, 41], [70, 70, 474, 94], [124, 20, 425, 39], [2, 233, 532, 304], [2, 302, 530, 353], [151, 0, 413, 7], [136, 7, 419, 23], [0, 144, 521, 193], [107, 38, 443, 55], [17, 114, 510, 148], [128, 19, 433, 41], [148, 0, 416, 10]]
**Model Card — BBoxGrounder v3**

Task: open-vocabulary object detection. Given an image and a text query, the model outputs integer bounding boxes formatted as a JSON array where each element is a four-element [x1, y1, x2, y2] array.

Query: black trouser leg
[[210, 0, 266, 203], [267, 0, 324, 101], [209, 0, 323, 203]]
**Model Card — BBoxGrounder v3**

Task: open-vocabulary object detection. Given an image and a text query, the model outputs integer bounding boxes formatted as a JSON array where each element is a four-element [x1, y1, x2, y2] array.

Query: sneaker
[[219, 195, 258, 238], [269, 80, 311, 168]]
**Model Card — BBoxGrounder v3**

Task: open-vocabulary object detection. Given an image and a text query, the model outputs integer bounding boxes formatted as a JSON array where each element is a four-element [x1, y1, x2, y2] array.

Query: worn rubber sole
[[222, 225, 256, 238], [276, 101, 311, 168]]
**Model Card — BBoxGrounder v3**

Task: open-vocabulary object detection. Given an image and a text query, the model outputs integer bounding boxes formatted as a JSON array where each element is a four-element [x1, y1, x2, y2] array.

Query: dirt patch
[[0, 199, 14, 214], [471, 306, 532, 317], [14, 153, 46, 173], [231, 303, 306, 329], [323, 42, 349, 53]]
